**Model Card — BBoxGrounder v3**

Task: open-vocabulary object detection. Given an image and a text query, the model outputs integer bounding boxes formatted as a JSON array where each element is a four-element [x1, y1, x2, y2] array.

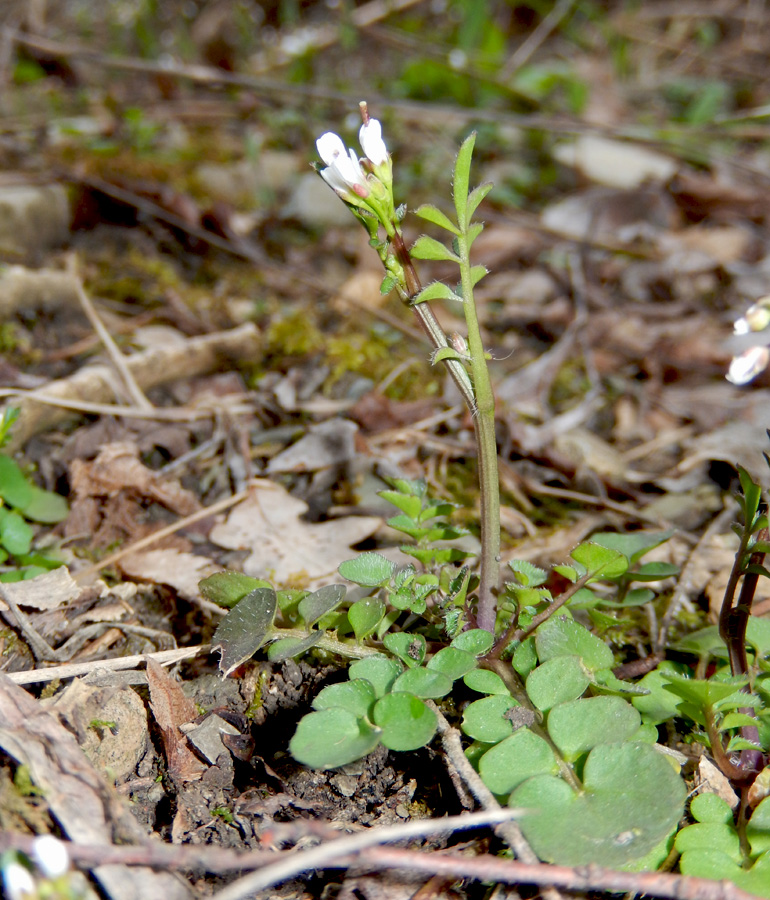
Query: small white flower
[[32, 836, 69, 879], [2, 862, 35, 900], [359, 118, 388, 166], [726, 345, 770, 385], [735, 297, 770, 334], [316, 131, 369, 198]]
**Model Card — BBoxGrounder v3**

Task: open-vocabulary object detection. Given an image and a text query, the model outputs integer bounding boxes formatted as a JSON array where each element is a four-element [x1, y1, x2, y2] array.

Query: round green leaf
[[0, 510, 32, 556], [512, 742, 686, 867], [0, 455, 34, 510], [373, 692, 437, 751], [213, 587, 277, 677], [675, 823, 741, 863], [571, 542, 628, 580], [547, 696, 641, 760], [512, 636, 537, 678], [463, 668, 509, 695], [479, 728, 558, 795], [392, 667, 452, 699], [349, 656, 403, 698], [632, 662, 690, 725], [451, 629, 494, 656], [535, 616, 614, 671], [526, 656, 590, 712], [313, 679, 377, 718], [289, 708, 380, 769], [427, 647, 477, 681], [747, 796, 770, 856], [383, 632, 426, 668], [22, 487, 68, 524], [298, 584, 346, 627], [338, 553, 396, 587], [348, 596, 385, 641], [462, 694, 518, 743], [199, 571, 271, 609], [266, 631, 323, 661]]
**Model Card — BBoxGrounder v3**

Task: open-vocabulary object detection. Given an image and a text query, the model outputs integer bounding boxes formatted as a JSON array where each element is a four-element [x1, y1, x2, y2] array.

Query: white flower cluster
[[314, 103, 393, 226], [2, 836, 70, 900], [727, 297, 770, 385]]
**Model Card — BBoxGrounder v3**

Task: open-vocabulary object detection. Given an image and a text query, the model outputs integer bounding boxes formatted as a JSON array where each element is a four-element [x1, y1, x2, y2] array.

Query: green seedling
[[0, 409, 68, 581]]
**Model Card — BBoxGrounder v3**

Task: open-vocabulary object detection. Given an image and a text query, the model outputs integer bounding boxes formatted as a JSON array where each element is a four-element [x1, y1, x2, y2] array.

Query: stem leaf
[[412, 281, 463, 305], [469, 264, 488, 286], [466, 181, 493, 220], [414, 203, 460, 235], [466, 221, 484, 247], [432, 347, 466, 364], [411, 234, 460, 262], [453, 132, 477, 230]]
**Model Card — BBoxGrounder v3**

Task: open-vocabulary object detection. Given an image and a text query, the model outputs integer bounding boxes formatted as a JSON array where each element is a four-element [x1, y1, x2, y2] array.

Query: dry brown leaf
[[119, 549, 220, 601], [696, 756, 739, 810], [70, 441, 199, 515], [146, 659, 206, 784], [0, 566, 80, 612], [209, 479, 382, 585]]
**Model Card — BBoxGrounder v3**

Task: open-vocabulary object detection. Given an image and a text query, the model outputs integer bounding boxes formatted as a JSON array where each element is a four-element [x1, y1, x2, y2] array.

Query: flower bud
[[359, 118, 388, 167], [734, 296, 770, 335]]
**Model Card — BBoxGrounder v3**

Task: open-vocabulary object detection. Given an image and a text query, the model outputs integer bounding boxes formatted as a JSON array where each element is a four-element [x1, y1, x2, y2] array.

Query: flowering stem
[[390, 228, 499, 632], [455, 229, 500, 633]]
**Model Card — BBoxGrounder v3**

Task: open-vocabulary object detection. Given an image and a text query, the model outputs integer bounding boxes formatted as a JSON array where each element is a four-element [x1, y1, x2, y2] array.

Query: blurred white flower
[[726, 345, 770, 385], [2, 862, 35, 900], [316, 132, 369, 199], [32, 836, 69, 879], [734, 296, 770, 335], [359, 118, 388, 166]]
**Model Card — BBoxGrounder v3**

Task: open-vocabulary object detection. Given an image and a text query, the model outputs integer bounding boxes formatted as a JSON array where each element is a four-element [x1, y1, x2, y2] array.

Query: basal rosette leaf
[[511, 742, 686, 868]]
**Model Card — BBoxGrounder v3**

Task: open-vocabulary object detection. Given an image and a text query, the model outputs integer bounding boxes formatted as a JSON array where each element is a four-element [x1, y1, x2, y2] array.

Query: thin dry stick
[[4, 645, 210, 686], [208, 809, 523, 900], [356, 846, 764, 900], [68, 260, 153, 412], [0, 389, 253, 421]]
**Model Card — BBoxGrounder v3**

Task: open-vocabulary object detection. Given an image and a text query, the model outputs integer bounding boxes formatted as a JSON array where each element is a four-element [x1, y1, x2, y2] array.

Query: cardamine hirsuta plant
[[316, 101, 500, 631]]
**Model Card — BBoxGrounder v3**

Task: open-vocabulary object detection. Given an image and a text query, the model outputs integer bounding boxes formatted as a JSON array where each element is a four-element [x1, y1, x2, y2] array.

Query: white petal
[[319, 165, 351, 196], [733, 316, 750, 335], [33, 836, 69, 878], [3, 863, 35, 900], [316, 132, 347, 166], [726, 346, 770, 384], [359, 119, 388, 165]]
